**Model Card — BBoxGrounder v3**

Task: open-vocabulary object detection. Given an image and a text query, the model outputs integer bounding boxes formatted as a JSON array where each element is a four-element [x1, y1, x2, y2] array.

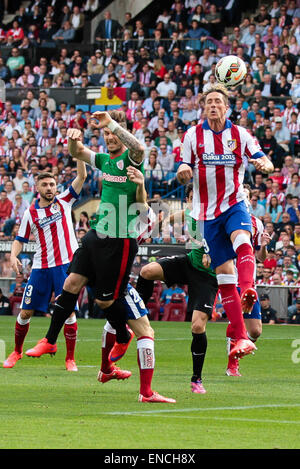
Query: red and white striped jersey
[[136, 207, 156, 245], [181, 119, 265, 221], [16, 186, 79, 269]]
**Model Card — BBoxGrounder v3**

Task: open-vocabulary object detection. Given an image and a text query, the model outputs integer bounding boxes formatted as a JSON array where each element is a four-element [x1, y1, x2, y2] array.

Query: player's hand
[[202, 254, 211, 268], [177, 164, 193, 185], [91, 111, 113, 128], [67, 128, 82, 141], [261, 231, 272, 247], [127, 166, 144, 185], [249, 156, 273, 174], [11, 256, 22, 275]]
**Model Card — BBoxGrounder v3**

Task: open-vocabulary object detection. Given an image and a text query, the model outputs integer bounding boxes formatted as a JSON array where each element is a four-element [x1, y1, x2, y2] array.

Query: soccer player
[[3, 160, 87, 370], [28, 159, 175, 403], [136, 183, 218, 394], [177, 84, 274, 359], [226, 186, 272, 376]]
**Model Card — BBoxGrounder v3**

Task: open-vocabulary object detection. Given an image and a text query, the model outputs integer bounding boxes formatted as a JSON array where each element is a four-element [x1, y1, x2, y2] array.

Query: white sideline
[[100, 403, 300, 416]]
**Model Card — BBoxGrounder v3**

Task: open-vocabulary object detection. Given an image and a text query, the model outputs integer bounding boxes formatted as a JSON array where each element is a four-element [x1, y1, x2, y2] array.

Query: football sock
[[104, 298, 131, 344], [137, 336, 155, 398], [136, 275, 154, 304], [247, 331, 257, 343], [217, 275, 248, 340], [101, 322, 116, 374], [46, 290, 79, 345], [64, 316, 78, 361], [226, 336, 239, 369], [233, 236, 255, 294], [191, 332, 207, 382], [15, 314, 30, 354]]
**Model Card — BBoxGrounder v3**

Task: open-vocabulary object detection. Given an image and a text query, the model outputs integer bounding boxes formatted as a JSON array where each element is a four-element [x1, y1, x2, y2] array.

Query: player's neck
[[207, 117, 226, 133], [38, 196, 55, 207], [109, 144, 127, 159]]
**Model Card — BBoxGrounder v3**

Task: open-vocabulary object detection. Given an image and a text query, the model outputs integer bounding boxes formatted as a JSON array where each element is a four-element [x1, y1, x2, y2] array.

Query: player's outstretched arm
[[10, 240, 23, 275], [249, 155, 274, 174], [67, 128, 93, 164], [71, 159, 87, 195], [92, 111, 145, 164]]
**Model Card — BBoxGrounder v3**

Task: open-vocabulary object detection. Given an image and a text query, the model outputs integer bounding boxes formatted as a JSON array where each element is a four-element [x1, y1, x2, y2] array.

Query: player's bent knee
[[191, 311, 207, 334], [140, 263, 163, 281], [20, 309, 33, 320], [64, 273, 87, 295]]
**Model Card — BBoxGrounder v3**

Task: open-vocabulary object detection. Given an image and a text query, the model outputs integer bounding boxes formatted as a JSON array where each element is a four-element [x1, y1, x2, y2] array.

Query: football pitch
[[0, 317, 300, 449]]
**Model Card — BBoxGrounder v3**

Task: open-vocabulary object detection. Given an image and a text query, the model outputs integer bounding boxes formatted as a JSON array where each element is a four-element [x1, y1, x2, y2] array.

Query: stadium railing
[[256, 284, 298, 322]]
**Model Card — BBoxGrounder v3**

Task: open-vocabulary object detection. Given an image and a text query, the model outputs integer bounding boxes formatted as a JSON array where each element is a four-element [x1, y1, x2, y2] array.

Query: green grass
[[0, 317, 300, 449]]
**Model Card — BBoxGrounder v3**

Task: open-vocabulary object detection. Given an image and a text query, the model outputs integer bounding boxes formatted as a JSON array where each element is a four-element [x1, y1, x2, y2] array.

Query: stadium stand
[[0, 0, 299, 321]]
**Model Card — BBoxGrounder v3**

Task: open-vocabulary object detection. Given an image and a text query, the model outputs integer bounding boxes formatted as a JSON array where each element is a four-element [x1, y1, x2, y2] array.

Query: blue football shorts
[[203, 201, 252, 269], [21, 264, 71, 313]]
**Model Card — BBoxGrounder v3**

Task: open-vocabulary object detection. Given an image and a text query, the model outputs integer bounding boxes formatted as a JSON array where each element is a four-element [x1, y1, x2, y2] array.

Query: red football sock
[[15, 320, 30, 354], [218, 283, 248, 340], [226, 324, 239, 368], [64, 322, 77, 361], [137, 336, 155, 398], [235, 243, 256, 294], [101, 328, 116, 374]]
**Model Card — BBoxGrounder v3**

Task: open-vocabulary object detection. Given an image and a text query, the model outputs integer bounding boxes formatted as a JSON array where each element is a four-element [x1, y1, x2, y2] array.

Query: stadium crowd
[[0, 0, 299, 323]]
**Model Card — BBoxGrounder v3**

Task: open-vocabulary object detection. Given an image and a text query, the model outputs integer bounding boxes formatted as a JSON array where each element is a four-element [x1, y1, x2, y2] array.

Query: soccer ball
[[215, 55, 247, 87]]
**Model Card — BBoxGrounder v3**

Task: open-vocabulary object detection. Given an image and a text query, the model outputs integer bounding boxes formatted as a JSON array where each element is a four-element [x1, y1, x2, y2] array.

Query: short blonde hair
[[202, 84, 229, 105]]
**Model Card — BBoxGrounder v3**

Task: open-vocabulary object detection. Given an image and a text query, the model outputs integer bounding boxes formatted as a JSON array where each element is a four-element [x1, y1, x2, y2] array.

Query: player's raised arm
[[71, 159, 87, 195], [67, 128, 93, 165], [92, 111, 145, 164]]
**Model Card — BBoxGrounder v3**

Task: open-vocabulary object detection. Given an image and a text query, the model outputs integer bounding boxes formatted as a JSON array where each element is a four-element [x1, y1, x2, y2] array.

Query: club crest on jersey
[[24, 297, 31, 304], [116, 160, 124, 171], [227, 139, 237, 151], [50, 203, 61, 214]]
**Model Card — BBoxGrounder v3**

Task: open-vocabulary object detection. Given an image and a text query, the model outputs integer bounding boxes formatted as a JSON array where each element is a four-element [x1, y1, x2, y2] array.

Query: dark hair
[[108, 110, 127, 129], [37, 172, 55, 182]]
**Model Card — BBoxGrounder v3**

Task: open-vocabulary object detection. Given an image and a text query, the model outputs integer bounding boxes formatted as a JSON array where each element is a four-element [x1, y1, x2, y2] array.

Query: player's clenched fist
[[67, 128, 82, 140], [177, 163, 193, 185]]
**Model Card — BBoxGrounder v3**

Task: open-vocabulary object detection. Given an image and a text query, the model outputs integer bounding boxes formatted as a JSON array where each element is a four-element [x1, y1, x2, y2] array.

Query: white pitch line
[[100, 403, 300, 416], [132, 415, 300, 425]]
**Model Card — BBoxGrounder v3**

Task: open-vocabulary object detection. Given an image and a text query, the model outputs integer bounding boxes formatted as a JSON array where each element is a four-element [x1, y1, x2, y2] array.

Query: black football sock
[[104, 298, 131, 344], [136, 275, 154, 304], [191, 332, 207, 382], [46, 290, 79, 345]]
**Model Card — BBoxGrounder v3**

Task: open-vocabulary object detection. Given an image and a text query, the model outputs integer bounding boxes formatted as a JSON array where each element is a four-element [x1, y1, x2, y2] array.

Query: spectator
[[287, 196, 300, 223], [53, 20, 75, 44], [259, 294, 277, 324], [157, 143, 174, 172], [94, 10, 122, 41], [0, 288, 11, 315], [0, 190, 13, 224], [6, 48, 25, 78], [273, 117, 291, 155], [249, 193, 265, 219], [288, 297, 300, 324], [267, 195, 283, 225], [156, 73, 177, 98]]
